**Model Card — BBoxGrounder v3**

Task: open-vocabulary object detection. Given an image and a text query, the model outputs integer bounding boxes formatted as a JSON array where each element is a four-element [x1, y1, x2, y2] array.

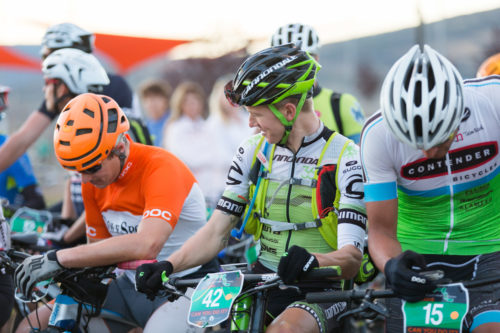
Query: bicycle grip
[[303, 266, 342, 280], [306, 289, 396, 303]]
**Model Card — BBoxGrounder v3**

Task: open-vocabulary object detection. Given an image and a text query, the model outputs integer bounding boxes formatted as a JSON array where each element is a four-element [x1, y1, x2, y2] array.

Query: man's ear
[[283, 102, 297, 122]]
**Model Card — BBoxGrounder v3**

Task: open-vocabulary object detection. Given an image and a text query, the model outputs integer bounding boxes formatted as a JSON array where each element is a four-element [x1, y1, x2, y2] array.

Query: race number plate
[[188, 270, 244, 328], [403, 283, 469, 333]]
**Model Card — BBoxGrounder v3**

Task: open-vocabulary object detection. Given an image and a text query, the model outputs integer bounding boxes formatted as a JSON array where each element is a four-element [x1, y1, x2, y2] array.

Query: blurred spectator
[[163, 82, 221, 208], [206, 75, 253, 173], [138, 79, 172, 146]]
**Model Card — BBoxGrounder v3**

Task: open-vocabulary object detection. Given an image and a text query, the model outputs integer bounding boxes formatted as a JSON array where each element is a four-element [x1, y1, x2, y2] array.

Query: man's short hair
[[139, 79, 172, 100]]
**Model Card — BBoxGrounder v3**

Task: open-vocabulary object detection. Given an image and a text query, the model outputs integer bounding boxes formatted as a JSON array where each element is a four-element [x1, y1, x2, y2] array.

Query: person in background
[[138, 79, 172, 146], [0, 86, 45, 210], [476, 52, 500, 77], [0, 22, 151, 175], [204, 75, 254, 203], [163, 81, 220, 209], [271, 23, 366, 143]]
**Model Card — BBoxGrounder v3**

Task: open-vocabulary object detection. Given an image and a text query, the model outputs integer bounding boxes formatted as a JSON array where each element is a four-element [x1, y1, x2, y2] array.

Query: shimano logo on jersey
[[411, 276, 427, 284], [401, 142, 498, 179], [338, 209, 367, 229], [243, 55, 297, 96], [216, 196, 245, 216]]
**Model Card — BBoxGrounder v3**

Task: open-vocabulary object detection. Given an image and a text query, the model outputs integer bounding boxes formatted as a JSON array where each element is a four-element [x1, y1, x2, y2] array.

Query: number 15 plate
[[403, 283, 469, 333], [188, 270, 244, 328]]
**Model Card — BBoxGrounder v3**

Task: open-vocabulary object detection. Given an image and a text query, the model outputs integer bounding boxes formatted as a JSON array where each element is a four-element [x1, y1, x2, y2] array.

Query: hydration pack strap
[[259, 217, 322, 232]]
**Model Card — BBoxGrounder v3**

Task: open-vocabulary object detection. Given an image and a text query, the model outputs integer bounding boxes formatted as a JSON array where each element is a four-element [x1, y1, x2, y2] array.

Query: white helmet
[[380, 44, 464, 150], [271, 23, 320, 55], [42, 48, 109, 95], [42, 23, 94, 54]]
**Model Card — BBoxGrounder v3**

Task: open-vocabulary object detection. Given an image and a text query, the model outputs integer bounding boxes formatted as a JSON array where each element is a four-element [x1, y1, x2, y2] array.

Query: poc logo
[[86, 226, 97, 237], [143, 209, 172, 221], [411, 276, 426, 284]]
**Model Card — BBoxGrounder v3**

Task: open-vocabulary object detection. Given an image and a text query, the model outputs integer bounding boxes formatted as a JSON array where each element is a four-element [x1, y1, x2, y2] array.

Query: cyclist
[[0, 86, 45, 210], [14, 93, 212, 332], [361, 44, 500, 332], [0, 22, 152, 174], [136, 44, 366, 333], [476, 52, 500, 77], [271, 23, 365, 143]]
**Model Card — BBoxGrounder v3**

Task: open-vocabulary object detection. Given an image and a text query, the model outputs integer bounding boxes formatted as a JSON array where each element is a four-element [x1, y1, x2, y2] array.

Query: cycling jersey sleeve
[[339, 93, 365, 143], [360, 112, 398, 202], [335, 140, 366, 252], [82, 185, 112, 240], [140, 156, 197, 229], [215, 134, 261, 217]]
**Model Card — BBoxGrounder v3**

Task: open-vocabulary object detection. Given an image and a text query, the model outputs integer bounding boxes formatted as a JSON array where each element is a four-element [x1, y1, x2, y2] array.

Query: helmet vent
[[82, 154, 102, 168], [83, 108, 94, 118], [427, 64, 435, 90], [442, 81, 449, 109], [76, 128, 92, 136], [400, 99, 407, 121], [102, 96, 111, 103], [66, 120, 74, 126], [429, 99, 436, 122], [414, 81, 422, 107], [414, 115, 423, 138], [403, 65, 413, 90], [59, 140, 70, 146], [107, 108, 118, 133]]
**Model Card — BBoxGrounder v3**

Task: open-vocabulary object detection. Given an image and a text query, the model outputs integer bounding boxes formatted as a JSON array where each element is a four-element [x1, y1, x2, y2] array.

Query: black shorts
[[0, 272, 14, 327], [385, 252, 500, 332]]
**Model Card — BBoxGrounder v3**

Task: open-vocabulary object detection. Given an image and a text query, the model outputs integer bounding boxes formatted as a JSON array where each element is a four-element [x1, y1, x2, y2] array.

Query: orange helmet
[[476, 53, 500, 77], [54, 93, 129, 171]]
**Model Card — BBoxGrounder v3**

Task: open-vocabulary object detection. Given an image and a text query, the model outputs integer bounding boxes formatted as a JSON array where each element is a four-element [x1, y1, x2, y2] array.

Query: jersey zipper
[[285, 147, 300, 252]]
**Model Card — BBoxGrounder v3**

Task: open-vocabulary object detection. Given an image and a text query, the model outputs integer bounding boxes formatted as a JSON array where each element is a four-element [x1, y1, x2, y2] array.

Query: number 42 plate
[[188, 270, 244, 328], [403, 283, 469, 333]]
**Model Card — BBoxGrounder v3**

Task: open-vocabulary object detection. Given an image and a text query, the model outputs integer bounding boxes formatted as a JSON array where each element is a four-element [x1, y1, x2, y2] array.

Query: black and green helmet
[[225, 43, 321, 144]]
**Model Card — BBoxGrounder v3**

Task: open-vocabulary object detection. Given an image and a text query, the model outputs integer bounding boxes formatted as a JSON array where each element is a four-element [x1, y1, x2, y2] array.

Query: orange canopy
[[0, 46, 40, 71], [94, 33, 190, 73], [0, 34, 190, 74]]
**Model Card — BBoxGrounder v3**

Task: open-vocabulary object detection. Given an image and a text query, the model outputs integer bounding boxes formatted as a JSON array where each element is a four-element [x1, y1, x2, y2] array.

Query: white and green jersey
[[361, 76, 500, 255], [217, 122, 366, 271]]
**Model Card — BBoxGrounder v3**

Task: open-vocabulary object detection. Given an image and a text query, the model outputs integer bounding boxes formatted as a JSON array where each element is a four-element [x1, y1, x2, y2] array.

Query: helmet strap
[[268, 92, 307, 145]]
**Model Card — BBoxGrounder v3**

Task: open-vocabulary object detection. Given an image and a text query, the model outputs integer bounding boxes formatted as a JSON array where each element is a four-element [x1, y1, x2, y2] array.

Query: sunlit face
[[143, 94, 169, 120], [181, 92, 203, 120], [422, 130, 458, 159], [247, 105, 284, 144], [80, 155, 121, 189]]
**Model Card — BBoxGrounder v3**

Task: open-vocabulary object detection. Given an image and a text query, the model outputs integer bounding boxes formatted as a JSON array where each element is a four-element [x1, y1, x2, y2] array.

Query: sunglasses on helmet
[[224, 80, 241, 107]]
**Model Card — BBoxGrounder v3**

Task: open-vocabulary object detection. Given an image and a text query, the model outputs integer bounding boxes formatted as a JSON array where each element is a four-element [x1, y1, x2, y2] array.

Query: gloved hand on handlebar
[[15, 250, 64, 298], [384, 250, 440, 302], [136, 260, 173, 299], [278, 245, 319, 284]]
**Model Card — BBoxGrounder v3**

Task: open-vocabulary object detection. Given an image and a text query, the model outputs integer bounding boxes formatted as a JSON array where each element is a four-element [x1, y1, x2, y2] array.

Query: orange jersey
[[83, 139, 206, 249]]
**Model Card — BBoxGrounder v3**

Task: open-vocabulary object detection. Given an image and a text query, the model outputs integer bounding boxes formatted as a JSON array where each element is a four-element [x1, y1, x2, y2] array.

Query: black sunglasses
[[80, 163, 102, 175]]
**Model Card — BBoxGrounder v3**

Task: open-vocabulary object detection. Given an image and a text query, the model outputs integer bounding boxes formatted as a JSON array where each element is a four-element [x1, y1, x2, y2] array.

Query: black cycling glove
[[278, 245, 319, 284], [384, 250, 438, 302], [135, 261, 173, 299]]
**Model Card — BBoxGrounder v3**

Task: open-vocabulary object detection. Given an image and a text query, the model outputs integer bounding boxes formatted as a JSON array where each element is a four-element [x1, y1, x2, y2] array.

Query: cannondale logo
[[242, 56, 297, 96]]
